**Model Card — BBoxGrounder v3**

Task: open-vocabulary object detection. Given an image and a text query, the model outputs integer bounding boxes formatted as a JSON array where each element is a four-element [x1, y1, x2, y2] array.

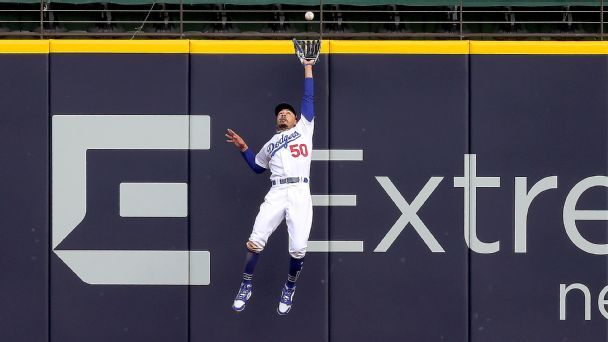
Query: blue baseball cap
[[275, 103, 297, 117]]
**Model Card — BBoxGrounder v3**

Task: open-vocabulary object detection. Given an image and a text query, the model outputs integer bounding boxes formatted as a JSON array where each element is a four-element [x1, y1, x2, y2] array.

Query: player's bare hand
[[225, 129, 248, 152]]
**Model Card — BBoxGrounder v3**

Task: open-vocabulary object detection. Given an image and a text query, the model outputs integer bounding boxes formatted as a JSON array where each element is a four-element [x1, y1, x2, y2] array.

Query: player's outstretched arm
[[225, 129, 266, 174], [304, 62, 313, 76], [301, 63, 314, 122]]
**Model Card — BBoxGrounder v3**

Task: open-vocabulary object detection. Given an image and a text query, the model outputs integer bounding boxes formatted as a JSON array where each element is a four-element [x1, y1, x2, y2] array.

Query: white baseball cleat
[[232, 282, 252, 312], [277, 285, 296, 315]]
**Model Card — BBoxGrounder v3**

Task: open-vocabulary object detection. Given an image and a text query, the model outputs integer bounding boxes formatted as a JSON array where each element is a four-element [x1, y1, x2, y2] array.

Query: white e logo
[[52, 115, 211, 285]]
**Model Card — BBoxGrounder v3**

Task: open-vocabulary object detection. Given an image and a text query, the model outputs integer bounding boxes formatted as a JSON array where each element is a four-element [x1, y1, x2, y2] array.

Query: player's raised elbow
[[252, 164, 266, 174]]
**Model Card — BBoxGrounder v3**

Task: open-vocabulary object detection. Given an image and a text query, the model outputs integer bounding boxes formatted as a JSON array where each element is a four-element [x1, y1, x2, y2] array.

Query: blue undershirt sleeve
[[300, 77, 314, 122], [241, 149, 266, 174]]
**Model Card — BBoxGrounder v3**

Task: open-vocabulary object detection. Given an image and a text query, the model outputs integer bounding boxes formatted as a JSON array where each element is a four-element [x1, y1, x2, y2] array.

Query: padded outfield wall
[[0, 40, 607, 341]]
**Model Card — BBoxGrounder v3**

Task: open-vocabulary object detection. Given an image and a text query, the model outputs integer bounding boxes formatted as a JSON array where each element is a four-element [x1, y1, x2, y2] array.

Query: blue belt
[[271, 177, 309, 186]]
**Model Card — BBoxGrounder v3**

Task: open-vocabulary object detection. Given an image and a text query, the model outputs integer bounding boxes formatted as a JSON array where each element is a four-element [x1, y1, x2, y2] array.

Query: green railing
[[0, 0, 602, 5], [0, 2, 604, 38]]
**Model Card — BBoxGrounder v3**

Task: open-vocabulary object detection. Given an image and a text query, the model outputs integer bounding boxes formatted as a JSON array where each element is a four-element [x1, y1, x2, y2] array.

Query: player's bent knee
[[246, 240, 263, 253], [290, 250, 306, 259]]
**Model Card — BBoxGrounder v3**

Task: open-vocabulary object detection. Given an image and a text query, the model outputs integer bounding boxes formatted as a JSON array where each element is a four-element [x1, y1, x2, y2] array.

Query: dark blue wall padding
[[0, 43, 607, 342], [0, 54, 49, 342]]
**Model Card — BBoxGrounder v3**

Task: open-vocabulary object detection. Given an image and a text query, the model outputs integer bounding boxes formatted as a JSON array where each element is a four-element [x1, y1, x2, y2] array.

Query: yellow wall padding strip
[[470, 41, 608, 55], [329, 40, 470, 54], [0, 40, 49, 54], [50, 40, 189, 53], [1, 40, 608, 55], [190, 40, 329, 54]]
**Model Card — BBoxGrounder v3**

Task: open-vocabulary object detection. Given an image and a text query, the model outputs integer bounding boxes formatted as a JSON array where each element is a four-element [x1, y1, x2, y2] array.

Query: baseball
[[305, 11, 314, 21]]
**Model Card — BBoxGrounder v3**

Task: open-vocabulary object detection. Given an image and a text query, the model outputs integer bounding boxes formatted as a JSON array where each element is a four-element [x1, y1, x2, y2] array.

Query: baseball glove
[[293, 39, 321, 65]]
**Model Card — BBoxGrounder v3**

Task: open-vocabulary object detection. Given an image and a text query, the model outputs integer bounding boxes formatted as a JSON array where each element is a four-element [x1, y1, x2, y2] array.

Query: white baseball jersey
[[254, 117, 314, 181], [249, 116, 314, 259]]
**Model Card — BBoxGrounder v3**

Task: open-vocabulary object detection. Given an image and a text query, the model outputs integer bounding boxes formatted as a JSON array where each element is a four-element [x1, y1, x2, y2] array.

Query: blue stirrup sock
[[286, 257, 304, 289], [242, 251, 260, 284]]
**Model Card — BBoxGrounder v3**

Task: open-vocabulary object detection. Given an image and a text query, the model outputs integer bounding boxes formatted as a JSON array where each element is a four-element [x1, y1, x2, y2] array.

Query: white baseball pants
[[249, 183, 313, 259]]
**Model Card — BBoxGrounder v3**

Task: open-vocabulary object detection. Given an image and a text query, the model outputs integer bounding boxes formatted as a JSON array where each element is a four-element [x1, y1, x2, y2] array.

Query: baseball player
[[225, 59, 315, 315]]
